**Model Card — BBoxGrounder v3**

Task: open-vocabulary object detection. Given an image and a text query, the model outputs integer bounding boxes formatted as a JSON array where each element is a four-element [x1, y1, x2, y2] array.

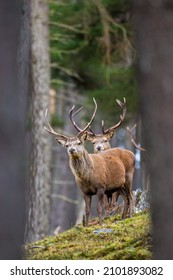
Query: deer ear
[[80, 132, 87, 142], [86, 133, 94, 142], [106, 130, 114, 140], [56, 138, 67, 146]]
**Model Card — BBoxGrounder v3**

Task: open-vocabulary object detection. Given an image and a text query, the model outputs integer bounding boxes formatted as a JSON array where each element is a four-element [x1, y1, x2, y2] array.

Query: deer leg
[[128, 178, 134, 218], [84, 195, 92, 227], [97, 188, 104, 225], [125, 173, 134, 217], [105, 192, 119, 214], [111, 191, 119, 209], [127, 190, 133, 218], [103, 194, 109, 215], [120, 188, 130, 219]]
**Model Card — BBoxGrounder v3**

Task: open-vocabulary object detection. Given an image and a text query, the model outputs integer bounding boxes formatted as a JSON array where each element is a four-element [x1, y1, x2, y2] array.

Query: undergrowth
[[25, 211, 152, 260]]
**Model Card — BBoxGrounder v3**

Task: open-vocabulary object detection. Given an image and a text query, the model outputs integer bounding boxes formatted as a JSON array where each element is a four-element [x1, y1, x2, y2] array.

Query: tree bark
[[132, 0, 173, 259], [25, 0, 51, 243], [0, 0, 28, 259]]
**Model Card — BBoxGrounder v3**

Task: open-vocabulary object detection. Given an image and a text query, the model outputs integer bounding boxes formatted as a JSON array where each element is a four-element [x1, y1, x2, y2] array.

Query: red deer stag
[[70, 98, 135, 214], [44, 99, 131, 226]]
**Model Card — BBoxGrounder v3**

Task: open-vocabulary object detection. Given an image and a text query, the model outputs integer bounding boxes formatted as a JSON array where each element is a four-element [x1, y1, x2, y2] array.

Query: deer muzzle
[[68, 147, 76, 154]]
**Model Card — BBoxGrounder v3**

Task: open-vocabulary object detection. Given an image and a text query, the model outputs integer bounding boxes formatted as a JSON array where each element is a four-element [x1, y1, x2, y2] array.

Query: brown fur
[[67, 141, 131, 226], [100, 148, 135, 215], [87, 132, 135, 215], [70, 149, 126, 195]]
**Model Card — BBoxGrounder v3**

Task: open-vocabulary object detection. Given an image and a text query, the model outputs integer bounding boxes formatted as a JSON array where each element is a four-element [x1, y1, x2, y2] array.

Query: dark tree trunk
[[132, 0, 173, 259], [0, 0, 29, 259]]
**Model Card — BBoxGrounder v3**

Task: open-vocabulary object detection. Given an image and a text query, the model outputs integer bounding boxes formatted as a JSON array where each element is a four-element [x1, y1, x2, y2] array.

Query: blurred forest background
[[0, 0, 147, 251], [1, 0, 173, 260], [25, 0, 146, 243]]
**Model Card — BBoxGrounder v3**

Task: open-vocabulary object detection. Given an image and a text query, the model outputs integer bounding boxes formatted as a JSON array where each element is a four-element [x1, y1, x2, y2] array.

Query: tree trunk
[[25, 0, 51, 243], [132, 0, 173, 259], [0, 0, 28, 259]]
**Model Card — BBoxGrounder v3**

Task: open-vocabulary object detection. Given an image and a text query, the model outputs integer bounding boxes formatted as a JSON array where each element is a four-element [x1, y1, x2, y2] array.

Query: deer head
[[44, 98, 97, 157], [70, 98, 126, 153]]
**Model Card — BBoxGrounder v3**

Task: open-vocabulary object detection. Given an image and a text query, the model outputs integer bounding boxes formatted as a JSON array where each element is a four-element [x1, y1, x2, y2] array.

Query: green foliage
[[51, 113, 64, 127], [26, 211, 152, 260], [49, 0, 137, 120], [102, 0, 130, 11], [84, 66, 137, 123]]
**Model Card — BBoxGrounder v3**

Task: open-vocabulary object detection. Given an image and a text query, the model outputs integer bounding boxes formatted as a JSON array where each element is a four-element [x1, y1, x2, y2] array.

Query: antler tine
[[127, 125, 146, 152], [129, 123, 137, 134], [102, 120, 105, 134], [102, 97, 127, 134], [126, 125, 136, 138], [44, 109, 55, 133], [89, 126, 96, 136], [69, 105, 83, 132], [44, 109, 68, 140], [72, 106, 84, 117], [115, 97, 126, 125], [77, 97, 97, 137]]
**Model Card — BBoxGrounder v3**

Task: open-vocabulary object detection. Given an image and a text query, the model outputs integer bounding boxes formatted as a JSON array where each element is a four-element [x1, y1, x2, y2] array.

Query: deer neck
[[69, 148, 93, 179]]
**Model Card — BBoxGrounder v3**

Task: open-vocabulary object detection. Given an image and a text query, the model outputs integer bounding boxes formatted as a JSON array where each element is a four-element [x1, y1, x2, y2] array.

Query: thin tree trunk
[[25, 0, 51, 243], [132, 0, 173, 259]]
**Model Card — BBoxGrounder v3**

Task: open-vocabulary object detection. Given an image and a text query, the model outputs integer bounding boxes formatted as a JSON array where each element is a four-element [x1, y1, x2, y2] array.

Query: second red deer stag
[[44, 99, 131, 226]]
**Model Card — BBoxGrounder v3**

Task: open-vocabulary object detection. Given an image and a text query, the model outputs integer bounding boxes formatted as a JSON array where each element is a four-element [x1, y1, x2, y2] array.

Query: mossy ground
[[25, 211, 152, 260]]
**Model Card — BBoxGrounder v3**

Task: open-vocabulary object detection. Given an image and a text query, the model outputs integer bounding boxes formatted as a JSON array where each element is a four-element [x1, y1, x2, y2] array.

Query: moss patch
[[25, 211, 152, 260]]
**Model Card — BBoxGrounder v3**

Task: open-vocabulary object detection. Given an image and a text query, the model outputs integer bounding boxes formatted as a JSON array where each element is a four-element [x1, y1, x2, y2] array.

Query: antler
[[127, 124, 146, 151], [69, 105, 84, 133], [44, 109, 68, 141], [69, 97, 97, 137], [77, 98, 97, 137], [102, 97, 126, 134]]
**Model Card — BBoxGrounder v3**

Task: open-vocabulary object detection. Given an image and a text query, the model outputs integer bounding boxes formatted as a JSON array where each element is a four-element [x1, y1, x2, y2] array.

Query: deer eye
[[92, 140, 96, 144], [65, 143, 69, 147], [77, 141, 81, 145]]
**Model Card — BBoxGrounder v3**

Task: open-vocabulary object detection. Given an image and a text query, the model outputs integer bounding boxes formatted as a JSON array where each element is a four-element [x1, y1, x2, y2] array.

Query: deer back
[[106, 148, 135, 173], [69, 147, 126, 195], [89, 151, 126, 189]]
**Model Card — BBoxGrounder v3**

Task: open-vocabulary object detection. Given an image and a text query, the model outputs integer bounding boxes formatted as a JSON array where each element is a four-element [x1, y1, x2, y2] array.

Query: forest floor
[[25, 210, 152, 260]]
